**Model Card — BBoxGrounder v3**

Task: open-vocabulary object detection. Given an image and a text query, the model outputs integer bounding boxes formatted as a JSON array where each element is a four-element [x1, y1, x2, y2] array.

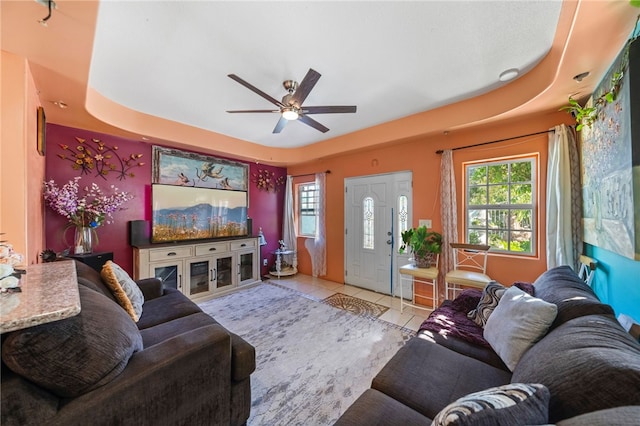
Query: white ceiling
[[88, 1, 562, 149]]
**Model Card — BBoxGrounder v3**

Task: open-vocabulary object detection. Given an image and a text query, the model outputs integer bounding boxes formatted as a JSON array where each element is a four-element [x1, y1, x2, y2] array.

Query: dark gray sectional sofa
[[336, 266, 640, 425], [1, 260, 255, 426]]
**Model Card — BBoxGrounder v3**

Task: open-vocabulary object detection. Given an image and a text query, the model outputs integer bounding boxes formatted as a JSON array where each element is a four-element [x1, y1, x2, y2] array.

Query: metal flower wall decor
[[57, 137, 144, 180], [252, 169, 285, 192]]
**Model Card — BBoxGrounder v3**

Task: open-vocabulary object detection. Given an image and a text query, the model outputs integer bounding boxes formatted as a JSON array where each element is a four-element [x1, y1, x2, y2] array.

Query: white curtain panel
[[304, 172, 327, 277], [440, 150, 458, 301], [282, 176, 297, 264], [546, 124, 581, 269]]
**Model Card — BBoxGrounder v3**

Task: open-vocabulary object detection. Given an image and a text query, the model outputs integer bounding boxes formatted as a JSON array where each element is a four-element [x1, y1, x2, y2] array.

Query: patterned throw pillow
[[101, 261, 144, 322], [431, 383, 550, 426], [467, 281, 506, 327]]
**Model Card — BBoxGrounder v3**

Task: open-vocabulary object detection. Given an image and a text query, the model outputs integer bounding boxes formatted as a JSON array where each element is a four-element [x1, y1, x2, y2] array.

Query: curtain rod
[[435, 129, 556, 154], [290, 170, 331, 178]]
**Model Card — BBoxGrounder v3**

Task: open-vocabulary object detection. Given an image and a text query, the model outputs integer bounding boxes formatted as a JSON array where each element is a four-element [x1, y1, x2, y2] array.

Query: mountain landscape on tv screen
[[152, 203, 248, 242]]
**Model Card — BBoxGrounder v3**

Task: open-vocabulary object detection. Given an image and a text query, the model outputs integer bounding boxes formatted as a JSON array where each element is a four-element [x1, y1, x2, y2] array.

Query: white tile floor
[[267, 274, 432, 331]]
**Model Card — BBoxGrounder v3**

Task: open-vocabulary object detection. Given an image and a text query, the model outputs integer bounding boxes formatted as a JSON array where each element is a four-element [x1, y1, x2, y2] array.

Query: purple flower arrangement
[[43, 177, 133, 228]]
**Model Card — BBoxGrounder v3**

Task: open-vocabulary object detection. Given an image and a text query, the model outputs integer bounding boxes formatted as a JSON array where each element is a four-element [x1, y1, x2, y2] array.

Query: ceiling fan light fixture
[[282, 107, 299, 120]]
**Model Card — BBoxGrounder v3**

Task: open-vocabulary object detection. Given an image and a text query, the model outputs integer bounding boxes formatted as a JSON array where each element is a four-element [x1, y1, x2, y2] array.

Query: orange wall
[[289, 110, 575, 286], [1, 51, 46, 264]]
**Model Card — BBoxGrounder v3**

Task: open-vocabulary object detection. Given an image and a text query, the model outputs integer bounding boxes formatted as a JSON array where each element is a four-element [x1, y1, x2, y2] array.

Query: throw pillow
[[101, 260, 144, 322], [483, 286, 557, 371], [467, 281, 506, 327], [2, 286, 143, 398], [431, 383, 550, 426]]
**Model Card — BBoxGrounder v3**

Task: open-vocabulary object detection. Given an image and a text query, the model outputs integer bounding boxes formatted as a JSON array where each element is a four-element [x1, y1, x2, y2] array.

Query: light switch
[[419, 219, 432, 228]]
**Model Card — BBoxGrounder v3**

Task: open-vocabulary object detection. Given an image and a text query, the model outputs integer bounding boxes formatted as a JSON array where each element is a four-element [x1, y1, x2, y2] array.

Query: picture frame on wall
[[152, 146, 249, 191], [37, 106, 46, 156]]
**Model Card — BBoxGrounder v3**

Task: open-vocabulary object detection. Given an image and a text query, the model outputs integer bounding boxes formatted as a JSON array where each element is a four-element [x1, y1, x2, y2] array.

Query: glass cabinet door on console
[[150, 261, 184, 292], [215, 255, 233, 290], [187, 259, 211, 297], [238, 250, 258, 286]]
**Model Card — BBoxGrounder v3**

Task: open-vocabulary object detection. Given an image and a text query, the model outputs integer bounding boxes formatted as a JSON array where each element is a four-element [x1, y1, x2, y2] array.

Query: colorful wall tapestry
[[581, 38, 640, 260]]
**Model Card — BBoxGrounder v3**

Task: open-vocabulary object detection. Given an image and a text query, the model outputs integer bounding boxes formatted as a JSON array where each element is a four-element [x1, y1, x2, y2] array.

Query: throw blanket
[[418, 282, 534, 347]]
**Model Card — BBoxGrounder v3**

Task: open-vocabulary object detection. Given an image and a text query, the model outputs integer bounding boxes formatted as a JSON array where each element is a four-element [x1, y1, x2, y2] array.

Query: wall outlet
[[263, 259, 268, 266], [419, 219, 432, 228]]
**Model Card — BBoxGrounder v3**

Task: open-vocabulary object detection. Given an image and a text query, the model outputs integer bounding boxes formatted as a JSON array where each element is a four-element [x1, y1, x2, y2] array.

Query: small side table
[[270, 249, 297, 277], [398, 263, 439, 313], [69, 252, 113, 273]]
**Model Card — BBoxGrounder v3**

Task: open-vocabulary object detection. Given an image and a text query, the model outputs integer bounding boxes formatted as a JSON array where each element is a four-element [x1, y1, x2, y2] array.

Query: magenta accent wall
[[45, 124, 286, 276]]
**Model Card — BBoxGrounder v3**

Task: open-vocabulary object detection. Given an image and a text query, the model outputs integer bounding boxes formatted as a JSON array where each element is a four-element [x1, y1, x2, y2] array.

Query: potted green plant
[[399, 226, 442, 268]]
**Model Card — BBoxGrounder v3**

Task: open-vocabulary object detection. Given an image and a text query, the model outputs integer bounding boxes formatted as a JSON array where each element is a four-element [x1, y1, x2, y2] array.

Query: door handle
[[386, 240, 392, 245], [387, 231, 392, 236]]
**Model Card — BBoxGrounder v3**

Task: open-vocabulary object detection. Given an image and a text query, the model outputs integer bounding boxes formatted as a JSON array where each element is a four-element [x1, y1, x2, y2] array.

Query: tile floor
[[267, 274, 432, 331]]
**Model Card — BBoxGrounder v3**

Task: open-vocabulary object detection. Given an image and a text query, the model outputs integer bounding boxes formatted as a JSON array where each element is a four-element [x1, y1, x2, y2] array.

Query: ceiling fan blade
[[273, 116, 288, 134], [227, 109, 279, 113], [302, 106, 357, 114], [228, 74, 284, 107], [290, 68, 321, 107], [298, 114, 329, 133]]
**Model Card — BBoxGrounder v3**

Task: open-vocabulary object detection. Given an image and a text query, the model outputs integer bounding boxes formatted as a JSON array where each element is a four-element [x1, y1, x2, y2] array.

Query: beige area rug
[[198, 283, 414, 425], [321, 292, 389, 318]]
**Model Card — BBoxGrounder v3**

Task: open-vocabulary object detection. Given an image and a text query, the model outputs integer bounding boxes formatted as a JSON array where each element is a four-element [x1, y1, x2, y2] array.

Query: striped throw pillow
[[431, 383, 550, 426]]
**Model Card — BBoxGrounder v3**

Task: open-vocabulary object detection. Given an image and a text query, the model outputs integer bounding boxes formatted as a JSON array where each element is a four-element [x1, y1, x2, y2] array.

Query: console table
[[133, 237, 260, 300], [398, 263, 439, 313], [0, 261, 81, 333], [69, 251, 113, 273]]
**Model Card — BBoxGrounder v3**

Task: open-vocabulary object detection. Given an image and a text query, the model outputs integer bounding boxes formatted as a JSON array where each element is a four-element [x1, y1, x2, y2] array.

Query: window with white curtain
[[465, 156, 537, 254], [363, 197, 374, 249], [297, 183, 318, 236]]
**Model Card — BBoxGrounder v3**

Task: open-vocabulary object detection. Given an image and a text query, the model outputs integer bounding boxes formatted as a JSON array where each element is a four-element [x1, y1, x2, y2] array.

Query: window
[[465, 156, 536, 254], [363, 197, 374, 249], [397, 195, 408, 253], [298, 183, 318, 237]]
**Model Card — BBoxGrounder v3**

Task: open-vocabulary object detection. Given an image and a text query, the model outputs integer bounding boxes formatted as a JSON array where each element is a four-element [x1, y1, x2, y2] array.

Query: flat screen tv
[[151, 183, 248, 243]]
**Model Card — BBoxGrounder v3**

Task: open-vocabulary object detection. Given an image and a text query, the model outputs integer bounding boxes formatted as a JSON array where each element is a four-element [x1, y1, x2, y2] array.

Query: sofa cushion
[[372, 337, 512, 419], [101, 260, 144, 322], [467, 281, 506, 327], [140, 312, 218, 348], [511, 314, 640, 422], [74, 260, 117, 302], [417, 332, 508, 371], [533, 265, 614, 328], [1, 286, 143, 398], [555, 406, 640, 426], [484, 286, 557, 371], [431, 383, 549, 426], [335, 389, 431, 426], [136, 288, 203, 330]]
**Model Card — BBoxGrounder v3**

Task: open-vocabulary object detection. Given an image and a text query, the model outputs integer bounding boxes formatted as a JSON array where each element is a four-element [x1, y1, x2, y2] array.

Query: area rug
[[321, 292, 389, 318], [198, 283, 414, 425]]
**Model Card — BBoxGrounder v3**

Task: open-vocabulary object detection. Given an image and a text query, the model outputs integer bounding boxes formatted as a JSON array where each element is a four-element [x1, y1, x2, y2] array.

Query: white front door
[[344, 172, 412, 295]]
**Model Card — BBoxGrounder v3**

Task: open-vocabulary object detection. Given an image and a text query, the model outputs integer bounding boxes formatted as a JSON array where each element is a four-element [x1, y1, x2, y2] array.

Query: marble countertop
[[0, 261, 80, 334]]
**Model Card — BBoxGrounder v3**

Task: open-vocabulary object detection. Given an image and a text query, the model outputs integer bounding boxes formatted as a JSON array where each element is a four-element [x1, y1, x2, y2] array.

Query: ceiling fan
[[226, 68, 357, 134]]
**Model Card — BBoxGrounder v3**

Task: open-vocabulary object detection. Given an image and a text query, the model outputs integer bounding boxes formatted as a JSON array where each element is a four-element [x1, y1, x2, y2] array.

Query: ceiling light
[[498, 68, 519, 82], [52, 100, 67, 109], [573, 71, 590, 82], [282, 107, 299, 121]]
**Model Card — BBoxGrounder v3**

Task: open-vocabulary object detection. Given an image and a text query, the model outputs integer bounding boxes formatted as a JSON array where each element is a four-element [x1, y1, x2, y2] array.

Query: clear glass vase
[[74, 226, 93, 254]]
